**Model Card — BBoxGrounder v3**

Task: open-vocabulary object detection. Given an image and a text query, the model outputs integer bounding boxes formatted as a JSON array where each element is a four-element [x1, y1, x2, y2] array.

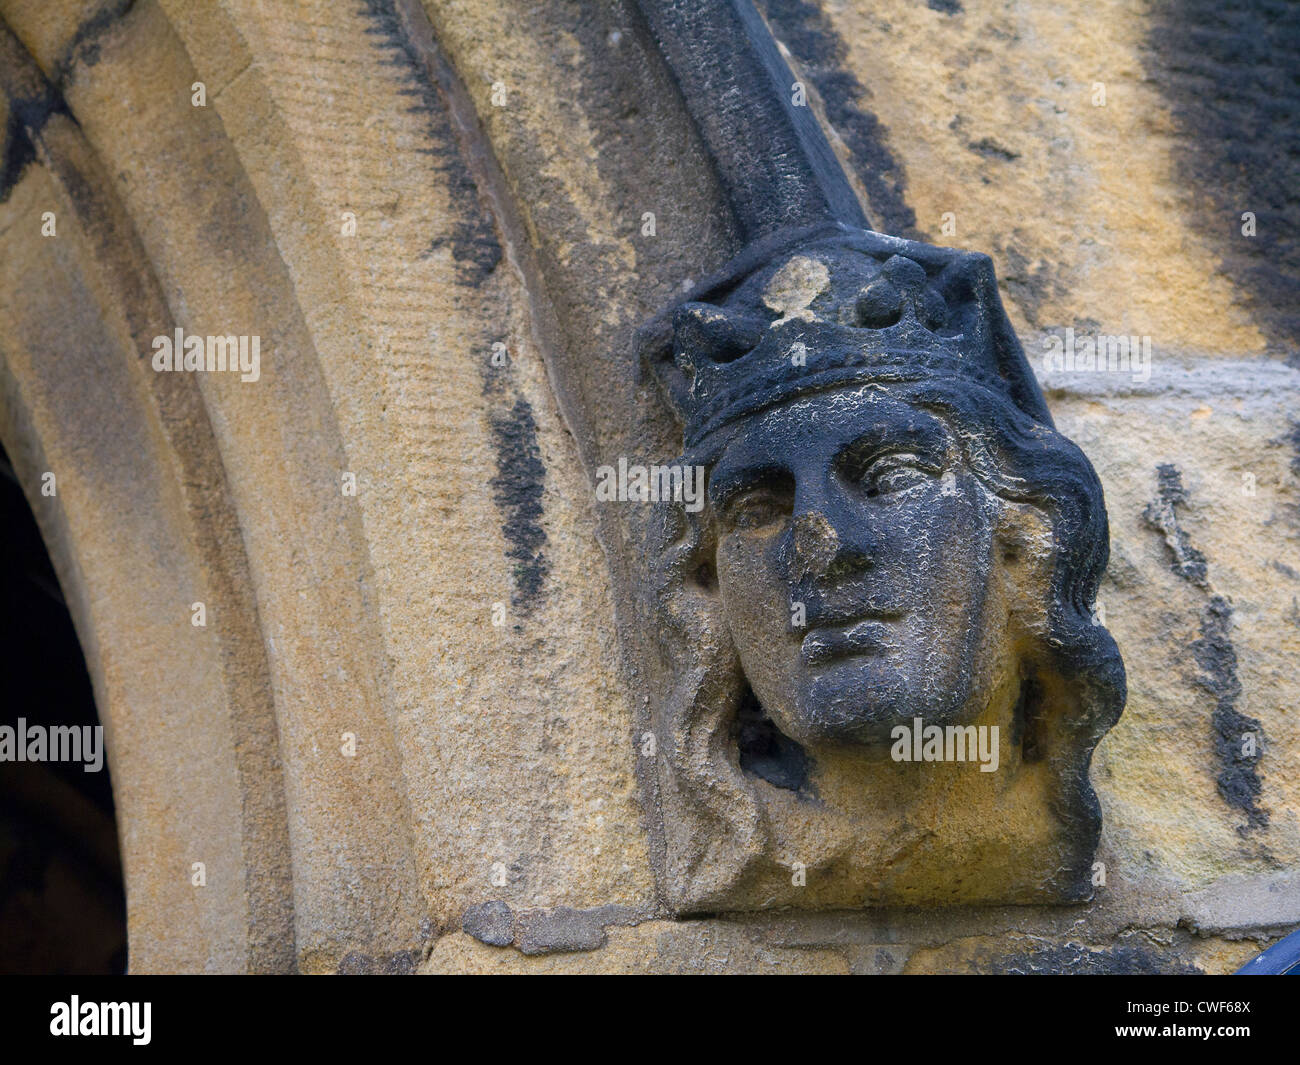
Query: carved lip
[[799, 617, 900, 666]]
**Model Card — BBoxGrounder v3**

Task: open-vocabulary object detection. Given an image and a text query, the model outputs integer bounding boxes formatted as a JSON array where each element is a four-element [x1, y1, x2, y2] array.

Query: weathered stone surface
[[774, 0, 1287, 357], [1047, 357, 1300, 898], [0, 0, 1295, 974]]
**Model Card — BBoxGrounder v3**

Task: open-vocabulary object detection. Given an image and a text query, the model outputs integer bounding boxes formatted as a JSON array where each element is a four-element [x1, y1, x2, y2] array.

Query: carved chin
[[763, 656, 974, 749]]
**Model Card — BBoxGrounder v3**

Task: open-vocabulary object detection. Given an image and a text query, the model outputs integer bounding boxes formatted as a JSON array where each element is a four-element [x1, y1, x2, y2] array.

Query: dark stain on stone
[[1194, 596, 1268, 830], [488, 397, 550, 613], [967, 136, 1019, 162], [755, 0, 920, 239], [336, 948, 421, 974], [462, 899, 515, 946], [1146, 0, 1300, 357], [0, 63, 73, 204], [1143, 463, 1209, 587], [1142, 464, 1268, 832], [927, 0, 964, 13], [996, 243, 1067, 331], [421, 224, 503, 285], [51, 0, 137, 87], [976, 941, 1202, 975], [1269, 559, 1300, 581], [357, 0, 503, 285], [0, 109, 37, 204]]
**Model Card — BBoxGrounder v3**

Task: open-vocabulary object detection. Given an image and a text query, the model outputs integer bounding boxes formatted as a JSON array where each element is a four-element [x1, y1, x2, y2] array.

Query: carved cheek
[[716, 528, 801, 651], [718, 526, 791, 606], [884, 482, 992, 595], [914, 489, 996, 631]]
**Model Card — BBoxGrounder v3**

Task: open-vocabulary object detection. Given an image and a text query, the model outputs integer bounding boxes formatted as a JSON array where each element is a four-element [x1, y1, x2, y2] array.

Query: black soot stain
[[487, 396, 550, 614]]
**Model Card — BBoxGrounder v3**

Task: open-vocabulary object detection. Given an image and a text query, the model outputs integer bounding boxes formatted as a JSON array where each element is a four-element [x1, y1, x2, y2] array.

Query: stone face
[[0, 0, 1295, 974], [635, 226, 1124, 910]]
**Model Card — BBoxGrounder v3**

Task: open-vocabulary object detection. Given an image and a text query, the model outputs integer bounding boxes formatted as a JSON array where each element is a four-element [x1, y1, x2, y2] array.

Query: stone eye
[[722, 473, 794, 529], [858, 453, 939, 498], [729, 491, 792, 529]]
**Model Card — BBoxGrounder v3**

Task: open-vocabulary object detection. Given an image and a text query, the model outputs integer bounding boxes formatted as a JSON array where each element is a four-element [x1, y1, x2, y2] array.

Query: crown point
[[854, 279, 904, 329], [673, 303, 760, 365], [881, 254, 928, 288]]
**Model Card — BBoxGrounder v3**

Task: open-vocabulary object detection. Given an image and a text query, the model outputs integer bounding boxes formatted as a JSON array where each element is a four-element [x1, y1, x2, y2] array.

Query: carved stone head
[[638, 225, 1125, 912]]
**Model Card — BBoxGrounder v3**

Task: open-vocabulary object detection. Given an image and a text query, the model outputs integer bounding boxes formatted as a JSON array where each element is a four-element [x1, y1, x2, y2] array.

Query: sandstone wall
[[0, 0, 1294, 972]]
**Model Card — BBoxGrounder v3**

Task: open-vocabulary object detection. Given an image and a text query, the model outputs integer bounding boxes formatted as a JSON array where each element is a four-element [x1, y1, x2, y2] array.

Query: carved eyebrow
[[707, 463, 793, 510], [707, 416, 948, 507], [834, 417, 949, 471]]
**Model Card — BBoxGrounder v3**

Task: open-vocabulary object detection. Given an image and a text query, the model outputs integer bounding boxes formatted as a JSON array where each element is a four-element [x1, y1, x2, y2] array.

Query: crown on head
[[640, 224, 1051, 448]]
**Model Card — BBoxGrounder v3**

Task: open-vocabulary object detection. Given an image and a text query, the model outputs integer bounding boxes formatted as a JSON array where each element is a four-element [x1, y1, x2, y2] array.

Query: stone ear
[[647, 486, 721, 601]]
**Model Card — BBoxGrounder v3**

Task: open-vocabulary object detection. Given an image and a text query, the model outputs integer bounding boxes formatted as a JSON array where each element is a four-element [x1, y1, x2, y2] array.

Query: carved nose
[[853, 255, 947, 330], [786, 509, 875, 583]]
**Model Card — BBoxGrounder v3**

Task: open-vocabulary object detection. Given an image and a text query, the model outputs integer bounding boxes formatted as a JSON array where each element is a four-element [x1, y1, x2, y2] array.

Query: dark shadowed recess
[[0, 443, 125, 974], [1146, 0, 1300, 359], [734, 685, 811, 792]]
